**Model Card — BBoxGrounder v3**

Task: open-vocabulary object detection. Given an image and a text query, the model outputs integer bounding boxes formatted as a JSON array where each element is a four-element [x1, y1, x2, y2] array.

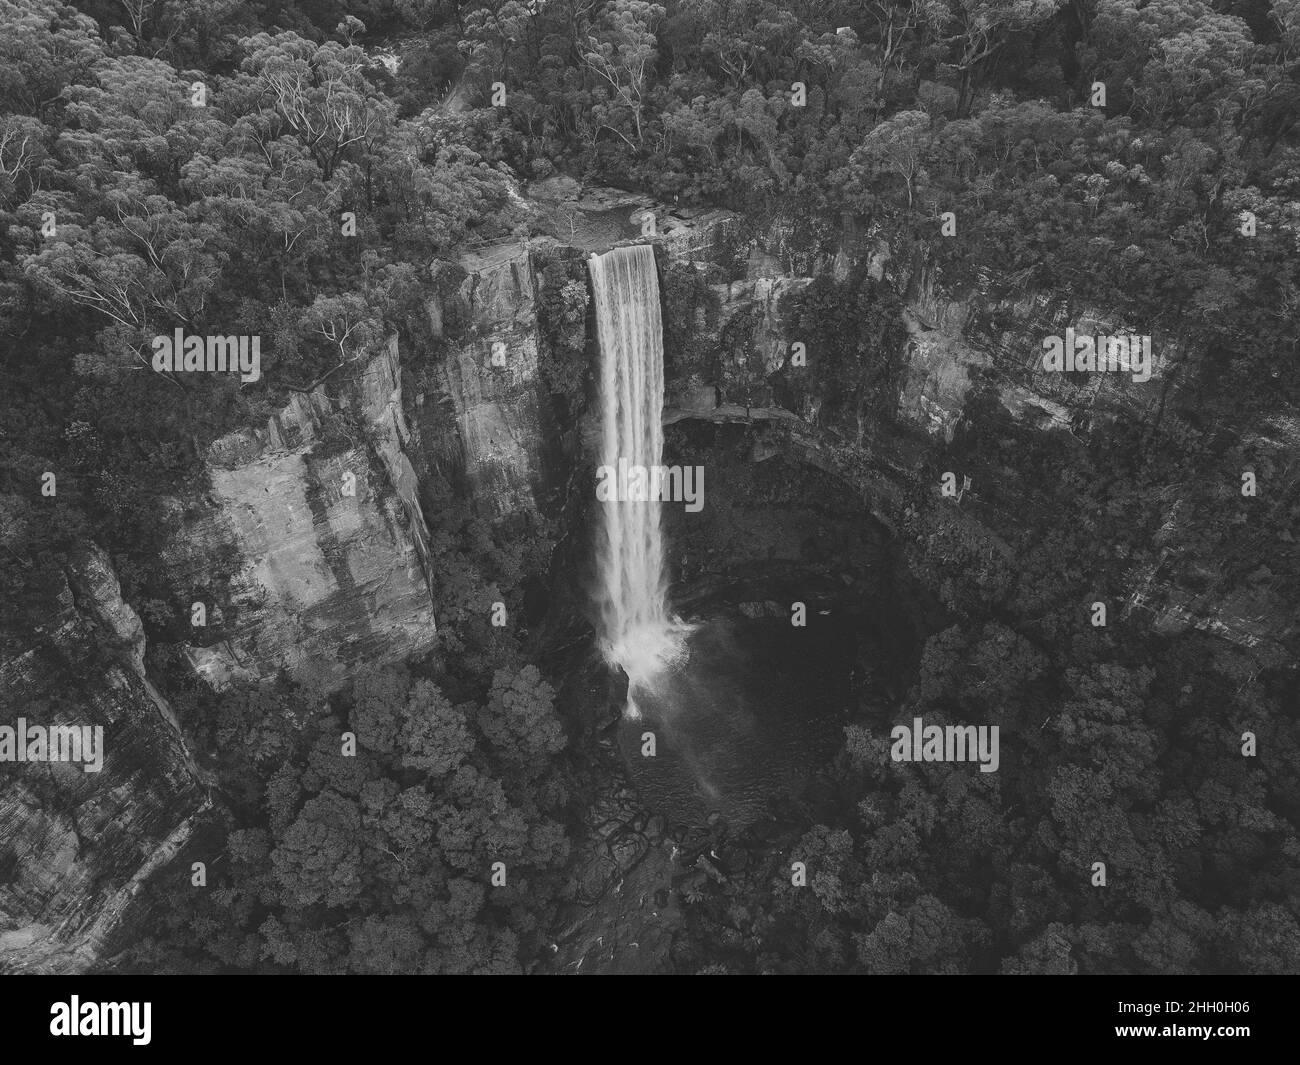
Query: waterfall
[[589, 244, 689, 717]]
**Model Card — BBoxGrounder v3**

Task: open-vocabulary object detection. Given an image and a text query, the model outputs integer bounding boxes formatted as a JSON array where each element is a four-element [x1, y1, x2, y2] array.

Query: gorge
[[5, 178, 1295, 974]]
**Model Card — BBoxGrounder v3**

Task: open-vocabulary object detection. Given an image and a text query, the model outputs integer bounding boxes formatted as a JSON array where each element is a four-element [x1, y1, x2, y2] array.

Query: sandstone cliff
[[163, 342, 437, 692], [0, 544, 206, 973]]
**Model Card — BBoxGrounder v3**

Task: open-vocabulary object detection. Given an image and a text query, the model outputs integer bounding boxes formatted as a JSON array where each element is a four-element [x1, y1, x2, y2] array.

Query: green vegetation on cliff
[[1, 0, 1296, 974]]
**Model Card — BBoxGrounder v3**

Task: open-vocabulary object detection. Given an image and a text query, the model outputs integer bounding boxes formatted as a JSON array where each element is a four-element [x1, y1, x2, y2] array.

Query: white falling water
[[589, 244, 689, 717]]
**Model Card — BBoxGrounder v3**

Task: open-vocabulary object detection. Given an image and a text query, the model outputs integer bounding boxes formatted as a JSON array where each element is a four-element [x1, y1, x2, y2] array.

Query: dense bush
[[2, 0, 1296, 974]]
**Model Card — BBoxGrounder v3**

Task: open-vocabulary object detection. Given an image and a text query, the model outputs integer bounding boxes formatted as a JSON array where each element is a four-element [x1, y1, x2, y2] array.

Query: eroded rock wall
[[163, 344, 437, 692], [0, 545, 205, 973], [424, 243, 549, 522]]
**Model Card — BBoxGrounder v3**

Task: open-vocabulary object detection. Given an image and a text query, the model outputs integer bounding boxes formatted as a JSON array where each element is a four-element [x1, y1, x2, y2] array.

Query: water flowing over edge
[[588, 244, 692, 717]]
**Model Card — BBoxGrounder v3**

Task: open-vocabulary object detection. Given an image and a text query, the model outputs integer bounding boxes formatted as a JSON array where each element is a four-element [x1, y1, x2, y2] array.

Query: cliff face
[[0, 544, 206, 974], [415, 185, 827, 531], [2, 335, 443, 971], [620, 195, 1292, 663], [421, 243, 550, 522], [422, 181, 1290, 665], [896, 261, 1173, 439], [889, 264, 1293, 663], [163, 342, 437, 692]]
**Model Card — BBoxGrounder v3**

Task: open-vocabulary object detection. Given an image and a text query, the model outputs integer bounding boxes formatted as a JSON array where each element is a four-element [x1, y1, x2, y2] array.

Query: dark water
[[616, 612, 853, 827]]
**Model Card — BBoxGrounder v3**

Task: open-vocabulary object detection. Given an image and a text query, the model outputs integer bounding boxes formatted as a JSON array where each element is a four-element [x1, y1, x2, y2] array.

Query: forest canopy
[[0, 0, 1297, 974]]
